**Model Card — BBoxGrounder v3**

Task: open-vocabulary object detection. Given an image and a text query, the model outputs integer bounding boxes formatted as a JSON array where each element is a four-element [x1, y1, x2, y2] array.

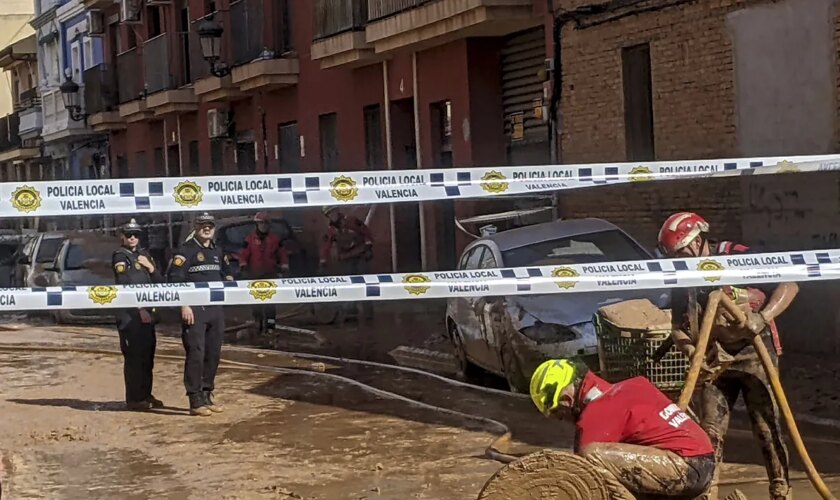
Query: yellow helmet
[[530, 359, 577, 416]]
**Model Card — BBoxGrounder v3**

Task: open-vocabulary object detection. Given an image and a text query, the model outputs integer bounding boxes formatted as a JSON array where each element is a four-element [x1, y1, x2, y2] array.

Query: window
[[134, 150, 147, 175], [147, 7, 163, 38], [211, 139, 224, 174], [116, 155, 128, 178], [364, 105, 384, 170], [501, 230, 650, 268], [479, 249, 498, 269], [319, 113, 338, 170], [431, 100, 453, 167], [278, 122, 300, 173], [464, 246, 486, 270], [83, 37, 94, 70], [153, 147, 165, 176], [36, 237, 63, 264], [127, 26, 137, 49], [622, 43, 655, 161], [458, 249, 473, 270], [70, 42, 82, 84], [205, 0, 217, 15], [188, 141, 200, 176]]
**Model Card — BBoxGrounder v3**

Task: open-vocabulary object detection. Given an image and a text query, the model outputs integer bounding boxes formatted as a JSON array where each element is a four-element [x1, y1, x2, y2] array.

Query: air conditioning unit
[[208, 109, 229, 139], [121, 0, 142, 23], [88, 11, 105, 36]]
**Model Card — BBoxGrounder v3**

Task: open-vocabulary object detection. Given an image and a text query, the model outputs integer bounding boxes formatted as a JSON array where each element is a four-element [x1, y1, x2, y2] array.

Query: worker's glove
[[744, 311, 768, 336]]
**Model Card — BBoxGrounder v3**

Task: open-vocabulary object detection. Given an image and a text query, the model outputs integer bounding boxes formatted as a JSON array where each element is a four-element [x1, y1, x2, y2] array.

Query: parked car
[[16, 232, 66, 288], [40, 233, 119, 324], [445, 218, 670, 392], [0, 233, 27, 287]]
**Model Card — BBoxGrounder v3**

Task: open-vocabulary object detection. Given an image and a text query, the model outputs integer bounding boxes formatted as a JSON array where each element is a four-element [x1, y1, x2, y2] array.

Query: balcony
[[41, 90, 90, 141], [365, 0, 538, 54], [144, 33, 198, 116], [84, 64, 125, 132], [116, 48, 153, 123], [229, 0, 298, 93], [191, 12, 243, 102], [81, 0, 115, 8], [312, 0, 376, 69], [0, 113, 40, 163]]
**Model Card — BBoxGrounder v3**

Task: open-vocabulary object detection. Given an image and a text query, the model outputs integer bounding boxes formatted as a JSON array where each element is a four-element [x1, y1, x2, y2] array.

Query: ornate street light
[[59, 75, 86, 122], [197, 17, 230, 77]]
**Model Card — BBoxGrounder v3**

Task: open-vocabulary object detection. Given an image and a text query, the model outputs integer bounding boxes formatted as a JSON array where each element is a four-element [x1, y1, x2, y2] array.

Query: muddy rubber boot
[[265, 318, 276, 335], [204, 391, 224, 413], [189, 393, 212, 417], [770, 481, 793, 500], [723, 489, 749, 500]]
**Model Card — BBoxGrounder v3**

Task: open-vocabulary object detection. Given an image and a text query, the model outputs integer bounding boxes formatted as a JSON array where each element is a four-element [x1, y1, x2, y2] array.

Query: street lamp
[[59, 75, 86, 122], [198, 17, 230, 77]]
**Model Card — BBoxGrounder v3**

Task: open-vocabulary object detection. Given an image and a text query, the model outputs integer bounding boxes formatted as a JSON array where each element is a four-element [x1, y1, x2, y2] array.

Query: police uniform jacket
[[112, 246, 163, 329], [168, 237, 233, 285]]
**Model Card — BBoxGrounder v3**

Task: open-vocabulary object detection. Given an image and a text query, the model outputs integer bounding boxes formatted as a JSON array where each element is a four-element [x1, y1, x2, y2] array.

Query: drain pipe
[[383, 60, 397, 273], [163, 119, 173, 249], [412, 52, 427, 271]]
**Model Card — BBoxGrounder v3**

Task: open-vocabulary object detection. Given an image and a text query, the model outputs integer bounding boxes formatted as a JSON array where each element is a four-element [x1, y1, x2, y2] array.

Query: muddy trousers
[[583, 444, 715, 499], [117, 318, 156, 404], [181, 306, 224, 401], [700, 355, 790, 500], [336, 258, 372, 322]]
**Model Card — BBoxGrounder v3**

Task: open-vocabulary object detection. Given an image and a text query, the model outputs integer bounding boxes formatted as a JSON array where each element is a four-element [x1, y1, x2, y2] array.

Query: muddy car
[[39, 233, 120, 324], [446, 218, 670, 392]]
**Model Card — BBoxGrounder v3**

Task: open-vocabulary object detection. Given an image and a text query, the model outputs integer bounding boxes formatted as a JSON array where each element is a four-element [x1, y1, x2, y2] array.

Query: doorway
[[390, 98, 421, 273]]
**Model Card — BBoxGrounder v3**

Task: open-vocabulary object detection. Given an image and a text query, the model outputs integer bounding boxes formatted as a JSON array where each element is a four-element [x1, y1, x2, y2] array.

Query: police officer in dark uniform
[[167, 212, 234, 416], [113, 218, 164, 411]]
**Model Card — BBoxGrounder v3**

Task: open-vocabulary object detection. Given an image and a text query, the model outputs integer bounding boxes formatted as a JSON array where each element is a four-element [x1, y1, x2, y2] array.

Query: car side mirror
[[18, 255, 31, 265]]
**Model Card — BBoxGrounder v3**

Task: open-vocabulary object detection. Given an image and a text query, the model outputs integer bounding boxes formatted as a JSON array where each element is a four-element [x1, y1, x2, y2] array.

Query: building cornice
[[57, 0, 86, 23], [31, 6, 58, 29]]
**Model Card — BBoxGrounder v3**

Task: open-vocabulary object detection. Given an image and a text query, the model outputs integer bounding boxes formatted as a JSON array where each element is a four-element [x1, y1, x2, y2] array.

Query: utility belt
[[188, 264, 221, 273]]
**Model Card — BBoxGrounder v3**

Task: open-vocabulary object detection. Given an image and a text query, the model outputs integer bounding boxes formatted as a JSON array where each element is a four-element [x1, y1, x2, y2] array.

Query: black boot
[[189, 393, 211, 417]]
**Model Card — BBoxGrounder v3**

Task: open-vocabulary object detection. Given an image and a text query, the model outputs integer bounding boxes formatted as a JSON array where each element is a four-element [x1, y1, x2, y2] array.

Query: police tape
[[2, 249, 838, 311], [3, 154, 840, 218]]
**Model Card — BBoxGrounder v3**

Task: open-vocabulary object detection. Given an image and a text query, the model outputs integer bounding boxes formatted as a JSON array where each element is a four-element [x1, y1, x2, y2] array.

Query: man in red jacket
[[659, 212, 797, 499], [239, 212, 289, 334], [530, 358, 716, 498], [319, 206, 374, 323]]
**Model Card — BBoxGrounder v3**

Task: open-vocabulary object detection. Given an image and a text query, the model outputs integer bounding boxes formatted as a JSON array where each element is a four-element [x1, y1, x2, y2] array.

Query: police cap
[[194, 212, 216, 227], [121, 218, 143, 235]]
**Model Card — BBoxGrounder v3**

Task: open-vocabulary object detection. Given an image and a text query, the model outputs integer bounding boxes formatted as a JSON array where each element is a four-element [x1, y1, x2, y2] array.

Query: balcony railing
[[368, 0, 430, 22], [14, 88, 41, 112], [144, 33, 174, 94], [117, 48, 143, 104], [83, 64, 118, 115], [0, 114, 21, 152], [231, 0, 265, 65], [314, 0, 368, 40]]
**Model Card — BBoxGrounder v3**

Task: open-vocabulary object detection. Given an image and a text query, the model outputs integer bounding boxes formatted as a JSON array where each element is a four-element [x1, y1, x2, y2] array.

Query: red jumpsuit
[[239, 231, 288, 332], [319, 215, 373, 274], [574, 371, 715, 498]]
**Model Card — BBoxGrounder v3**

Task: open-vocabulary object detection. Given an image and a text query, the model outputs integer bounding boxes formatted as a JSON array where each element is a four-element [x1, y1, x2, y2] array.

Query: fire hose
[[677, 290, 837, 500]]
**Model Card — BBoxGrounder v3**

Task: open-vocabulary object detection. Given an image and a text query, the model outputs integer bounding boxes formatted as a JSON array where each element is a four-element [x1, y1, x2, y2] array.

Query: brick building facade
[[79, 0, 554, 274], [552, 0, 840, 354]]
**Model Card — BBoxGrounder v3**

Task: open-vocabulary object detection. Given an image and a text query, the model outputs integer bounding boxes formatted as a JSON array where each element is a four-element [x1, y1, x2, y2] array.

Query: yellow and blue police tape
[[2, 154, 840, 218], [2, 249, 836, 310]]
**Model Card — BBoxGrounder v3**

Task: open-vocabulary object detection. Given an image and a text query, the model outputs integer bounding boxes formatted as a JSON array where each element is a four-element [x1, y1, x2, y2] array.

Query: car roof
[[474, 218, 622, 252]]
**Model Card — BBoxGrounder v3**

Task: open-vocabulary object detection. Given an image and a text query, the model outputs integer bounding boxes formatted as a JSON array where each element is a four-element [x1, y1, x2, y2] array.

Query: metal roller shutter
[[502, 27, 549, 164]]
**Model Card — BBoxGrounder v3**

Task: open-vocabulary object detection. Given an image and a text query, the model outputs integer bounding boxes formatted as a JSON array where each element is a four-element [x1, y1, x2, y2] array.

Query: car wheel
[[448, 321, 481, 383]]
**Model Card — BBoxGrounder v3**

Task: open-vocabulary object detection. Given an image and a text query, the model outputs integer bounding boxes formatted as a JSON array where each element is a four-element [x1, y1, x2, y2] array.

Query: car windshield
[[36, 237, 64, 263], [501, 230, 649, 268]]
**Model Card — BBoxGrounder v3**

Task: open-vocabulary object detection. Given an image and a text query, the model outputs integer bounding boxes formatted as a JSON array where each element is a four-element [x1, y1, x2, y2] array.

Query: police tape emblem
[[11, 185, 42, 213], [249, 280, 278, 301], [551, 267, 580, 289], [403, 274, 432, 295], [697, 259, 725, 282], [330, 176, 359, 202], [480, 170, 509, 194], [775, 160, 799, 173], [88, 285, 118, 305], [173, 181, 203, 207], [629, 166, 654, 182]]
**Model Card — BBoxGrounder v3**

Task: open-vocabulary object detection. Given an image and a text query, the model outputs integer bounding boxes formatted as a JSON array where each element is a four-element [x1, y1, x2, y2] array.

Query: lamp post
[[59, 75, 86, 122], [198, 17, 230, 78]]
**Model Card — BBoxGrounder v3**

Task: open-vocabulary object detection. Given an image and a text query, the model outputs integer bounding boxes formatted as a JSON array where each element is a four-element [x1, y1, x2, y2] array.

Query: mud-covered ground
[[1, 312, 840, 499]]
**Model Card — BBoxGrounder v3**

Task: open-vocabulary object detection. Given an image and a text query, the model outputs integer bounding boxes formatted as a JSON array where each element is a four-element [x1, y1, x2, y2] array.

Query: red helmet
[[254, 211, 270, 223], [657, 212, 709, 255]]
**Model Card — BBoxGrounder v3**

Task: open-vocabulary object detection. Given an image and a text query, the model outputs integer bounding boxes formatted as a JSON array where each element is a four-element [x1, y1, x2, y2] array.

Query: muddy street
[[1, 324, 839, 499]]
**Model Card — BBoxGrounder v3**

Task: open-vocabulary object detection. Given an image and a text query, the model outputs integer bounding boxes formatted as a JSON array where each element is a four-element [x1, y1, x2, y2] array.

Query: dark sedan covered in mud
[[445, 218, 670, 392]]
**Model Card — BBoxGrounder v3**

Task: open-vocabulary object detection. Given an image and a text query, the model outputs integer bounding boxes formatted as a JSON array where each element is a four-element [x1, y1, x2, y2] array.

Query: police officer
[[113, 218, 164, 411], [167, 212, 234, 417]]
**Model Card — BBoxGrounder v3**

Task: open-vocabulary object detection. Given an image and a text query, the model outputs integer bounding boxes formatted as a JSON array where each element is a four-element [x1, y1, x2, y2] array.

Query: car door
[[458, 244, 504, 371], [474, 246, 505, 372]]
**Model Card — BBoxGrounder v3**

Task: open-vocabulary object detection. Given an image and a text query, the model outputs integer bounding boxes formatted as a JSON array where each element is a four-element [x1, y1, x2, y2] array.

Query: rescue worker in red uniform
[[658, 212, 798, 500], [239, 212, 289, 334], [319, 206, 374, 322], [530, 358, 716, 498]]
